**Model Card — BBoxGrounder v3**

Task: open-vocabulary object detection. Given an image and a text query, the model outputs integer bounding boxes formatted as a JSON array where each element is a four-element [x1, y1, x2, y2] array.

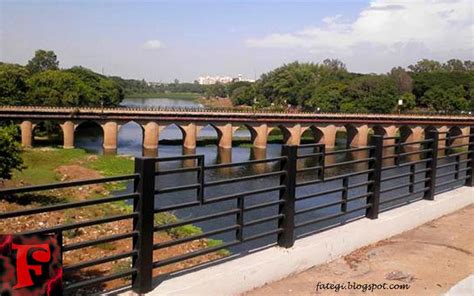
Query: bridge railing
[[0, 127, 473, 294]]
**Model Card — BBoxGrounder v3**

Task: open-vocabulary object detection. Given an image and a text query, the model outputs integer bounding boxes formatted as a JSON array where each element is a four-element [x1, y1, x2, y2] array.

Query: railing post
[[465, 126, 474, 187], [278, 145, 297, 248], [366, 135, 383, 219], [424, 130, 439, 200], [132, 157, 156, 294]]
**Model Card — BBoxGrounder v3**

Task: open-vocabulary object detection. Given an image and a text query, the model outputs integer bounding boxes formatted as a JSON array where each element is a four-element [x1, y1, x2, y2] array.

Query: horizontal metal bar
[[436, 175, 469, 188], [205, 171, 285, 187], [244, 199, 285, 211], [380, 188, 429, 205], [296, 187, 344, 201], [296, 143, 325, 148], [296, 200, 343, 215], [325, 146, 373, 155], [381, 172, 411, 182], [153, 240, 240, 269], [297, 152, 323, 159], [0, 174, 139, 196], [440, 151, 471, 158], [156, 166, 200, 176], [295, 178, 323, 187], [155, 201, 201, 213], [380, 183, 410, 194], [64, 250, 137, 274], [347, 180, 374, 189], [19, 213, 137, 235], [244, 214, 284, 227], [205, 157, 285, 170], [0, 193, 138, 220], [154, 209, 240, 232], [324, 169, 374, 182], [204, 185, 285, 204], [243, 228, 283, 242], [446, 143, 469, 149], [297, 165, 323, 173], [155, 154, 203, 162], [347, 192, 372, 201], [154, 224, 239, 249], [382, 158, 430, 171], [383, 138, 433, 148], [155, 183, 201, 194], [437, 170, 457, 179], [445, 134, 470, 140], [325, 158, 374, 169], [64, 269, 137, 292], [63, 231, 138, 252], [295, 204, 371, 228], [397, 149, 431, 158], [436, 162, 458, 169]]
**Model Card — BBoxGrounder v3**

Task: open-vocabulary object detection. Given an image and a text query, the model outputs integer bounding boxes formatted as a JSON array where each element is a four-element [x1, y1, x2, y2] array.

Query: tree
[[322, 58, 346, 71], [408, 59, 442, 73], [399, 93, 416, 111], [389, 67, 413, 94], [442, 59, 466, 72], [344, 75, 398, 113], [0, 125, 23, 181], [421, 86, 469, 112], [230, 85, 255, 106], [0, 63, 30, 105], [26, 49, 59, 74]]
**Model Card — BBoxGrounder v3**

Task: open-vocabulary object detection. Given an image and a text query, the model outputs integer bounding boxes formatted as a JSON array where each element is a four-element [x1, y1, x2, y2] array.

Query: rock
[[385, 271, 415, 283]]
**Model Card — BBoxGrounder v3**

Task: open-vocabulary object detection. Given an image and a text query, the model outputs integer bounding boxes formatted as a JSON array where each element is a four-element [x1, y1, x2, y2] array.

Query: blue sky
[[1, 0, 472, 82]]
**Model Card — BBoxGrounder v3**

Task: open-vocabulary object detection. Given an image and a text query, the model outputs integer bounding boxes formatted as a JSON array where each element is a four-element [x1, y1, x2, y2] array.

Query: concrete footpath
[[244, 204, 474, 296]]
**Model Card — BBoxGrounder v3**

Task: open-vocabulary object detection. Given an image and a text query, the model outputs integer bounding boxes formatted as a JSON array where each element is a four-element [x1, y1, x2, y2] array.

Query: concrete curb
[[125, 186, 474, 296]]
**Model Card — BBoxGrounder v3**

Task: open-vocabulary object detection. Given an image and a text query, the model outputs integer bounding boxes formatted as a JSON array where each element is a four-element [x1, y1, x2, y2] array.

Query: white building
[[198, 74, 255, 85]]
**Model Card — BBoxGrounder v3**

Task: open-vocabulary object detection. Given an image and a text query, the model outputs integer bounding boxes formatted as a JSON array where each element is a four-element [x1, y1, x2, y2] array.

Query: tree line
[[228, 59, 474, 113]]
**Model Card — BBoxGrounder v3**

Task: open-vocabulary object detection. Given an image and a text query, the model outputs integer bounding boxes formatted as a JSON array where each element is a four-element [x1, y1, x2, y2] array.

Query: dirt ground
[[244, 204, 474, 296]]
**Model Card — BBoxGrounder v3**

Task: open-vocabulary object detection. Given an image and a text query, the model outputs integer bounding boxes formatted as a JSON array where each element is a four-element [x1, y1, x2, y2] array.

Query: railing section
[[0, 127, 472, 294]]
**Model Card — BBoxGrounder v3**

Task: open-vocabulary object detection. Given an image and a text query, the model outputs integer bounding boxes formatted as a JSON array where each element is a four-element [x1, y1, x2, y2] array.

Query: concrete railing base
[[117, 186, 473, 296]]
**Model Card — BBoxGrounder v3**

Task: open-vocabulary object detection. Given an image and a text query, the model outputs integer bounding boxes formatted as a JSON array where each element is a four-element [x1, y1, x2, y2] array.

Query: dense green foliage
[[228, 59, 474, 113], [0, 50, 123, 107], [0, 125, 24, 180]]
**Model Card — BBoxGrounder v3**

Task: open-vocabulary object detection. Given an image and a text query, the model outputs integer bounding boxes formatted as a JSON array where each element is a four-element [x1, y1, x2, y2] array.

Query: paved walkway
[[244, 204, 474, 296]]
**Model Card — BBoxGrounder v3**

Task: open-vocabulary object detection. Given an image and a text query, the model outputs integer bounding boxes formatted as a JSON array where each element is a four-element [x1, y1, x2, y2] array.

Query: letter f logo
[[12, 243, 51, 289]]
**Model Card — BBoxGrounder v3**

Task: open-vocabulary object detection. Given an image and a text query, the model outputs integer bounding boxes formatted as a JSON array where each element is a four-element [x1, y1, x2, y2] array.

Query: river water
[[74, 98, 464, 255]]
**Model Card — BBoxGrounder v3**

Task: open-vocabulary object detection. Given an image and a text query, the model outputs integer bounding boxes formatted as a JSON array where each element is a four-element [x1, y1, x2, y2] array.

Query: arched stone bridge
[[1, 105, 473, 151]]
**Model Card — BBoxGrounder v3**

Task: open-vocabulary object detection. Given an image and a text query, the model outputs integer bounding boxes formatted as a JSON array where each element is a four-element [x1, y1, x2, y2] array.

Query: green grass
[[125, 92, 202, 100], [86, 155, 134, 176], [12, 148, 88, 185]]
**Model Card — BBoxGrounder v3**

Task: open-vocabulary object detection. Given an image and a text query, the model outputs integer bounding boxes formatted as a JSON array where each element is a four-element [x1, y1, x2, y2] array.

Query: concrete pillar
[[319, 125, 337, 148], [411, 126, 424, 142], [60, 121, 75, 149], [248, 124, 269, 149], [142, 122, 160, 150], [281, 124, 302, 145], [347, 125, 369, 147], [212, 123, 239, 149], [102, 121, 118, 150], [438, 126, 448, 149], [250, 147, 267, 174], [20, 120, 33, 148], [179, 123, 202, 150], [460, 127, 470, 146]]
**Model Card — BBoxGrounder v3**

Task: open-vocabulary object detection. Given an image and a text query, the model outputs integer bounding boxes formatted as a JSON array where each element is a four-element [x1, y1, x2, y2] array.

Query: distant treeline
[[228, 59, 474, 113], [1, 50, 473, 113]]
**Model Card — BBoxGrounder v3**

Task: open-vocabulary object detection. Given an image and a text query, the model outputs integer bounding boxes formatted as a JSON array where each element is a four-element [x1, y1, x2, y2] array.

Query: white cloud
[[142, 39, 163, 50], [245, 0, 473, 71]]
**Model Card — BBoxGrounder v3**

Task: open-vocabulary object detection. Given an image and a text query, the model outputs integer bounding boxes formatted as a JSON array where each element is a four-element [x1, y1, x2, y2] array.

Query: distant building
[[198, 74, 255, 85]]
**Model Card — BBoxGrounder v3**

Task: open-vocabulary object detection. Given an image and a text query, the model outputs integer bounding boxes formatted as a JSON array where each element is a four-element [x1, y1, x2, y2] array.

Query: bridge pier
[[280, 124, 302, 145], [142, 122, 161, 150], [179, 123, 202, 150], [319, 125, 337, 148], [102, 121, 118, 150], [212, 123, 239, 149], [61, 121, 75, 149], [346, 125, 369, 147], [20, 121, 33, 148], [248, 124, 269, 149]]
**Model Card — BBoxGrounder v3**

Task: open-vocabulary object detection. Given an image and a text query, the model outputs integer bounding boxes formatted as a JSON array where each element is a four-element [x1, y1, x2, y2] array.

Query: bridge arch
[[447, 126, 463, 147], [32, 121, 63, 147], [74, 121, 104, 152], [117, 121, 144, 154]]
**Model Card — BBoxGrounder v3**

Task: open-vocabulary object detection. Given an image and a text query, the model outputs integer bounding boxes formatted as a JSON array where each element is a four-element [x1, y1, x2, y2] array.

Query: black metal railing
[[0, 127, 473, 294]]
